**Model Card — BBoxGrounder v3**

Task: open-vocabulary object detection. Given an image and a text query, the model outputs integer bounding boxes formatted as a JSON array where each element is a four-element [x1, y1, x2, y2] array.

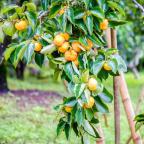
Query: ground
[[0, 72, 144, 144]]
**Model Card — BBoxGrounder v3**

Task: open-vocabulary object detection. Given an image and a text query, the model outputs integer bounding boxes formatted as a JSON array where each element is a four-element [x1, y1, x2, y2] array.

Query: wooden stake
[[119, 73, 142, 144], [111, 29, 121, 144], [96, 124, 105, 144]]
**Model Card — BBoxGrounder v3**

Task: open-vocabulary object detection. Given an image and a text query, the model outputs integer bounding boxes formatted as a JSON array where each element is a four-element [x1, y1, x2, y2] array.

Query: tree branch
[[132, 0, 144, 13]]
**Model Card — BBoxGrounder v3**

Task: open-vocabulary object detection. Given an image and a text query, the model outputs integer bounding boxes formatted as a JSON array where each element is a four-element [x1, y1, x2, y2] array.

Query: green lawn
[[0, 72, 144, 144]]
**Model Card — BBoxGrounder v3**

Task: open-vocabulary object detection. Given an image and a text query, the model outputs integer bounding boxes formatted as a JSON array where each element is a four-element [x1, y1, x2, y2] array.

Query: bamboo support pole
[[119, 73, 142, 144], [111, 29, 121, 144], [96, 124, 105, 144]]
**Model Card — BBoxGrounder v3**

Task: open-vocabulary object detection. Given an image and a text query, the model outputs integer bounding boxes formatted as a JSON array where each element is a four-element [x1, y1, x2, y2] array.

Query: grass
[[0, 72, 144, 144]]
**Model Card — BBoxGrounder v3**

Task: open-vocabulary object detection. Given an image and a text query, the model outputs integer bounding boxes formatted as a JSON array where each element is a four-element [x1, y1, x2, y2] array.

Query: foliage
[[0, 0, 127, 143], [0, 73, 144, 143]]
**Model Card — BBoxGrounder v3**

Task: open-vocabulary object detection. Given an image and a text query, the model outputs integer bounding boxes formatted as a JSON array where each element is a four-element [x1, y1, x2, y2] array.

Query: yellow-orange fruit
[[61, 33, 70, 41], [34, 42, 42, 52], [73, 58, 79, 67], [65, 50, 77, 61], [103, 62, 112, 71], [59, 6, 67, 15], [58, 42, 70, 53], [15, 20, 28, 31], [100, 19, 109, 30], [65, 106, 72, 113], [83, 39, 93, 51], [72, 42, 81, 53], [83, 97, 95, 109], [34, 35, 40, 40], [59, 9, 65, 15], [87, 78, 97, 91], [53, 34, 65, 47]]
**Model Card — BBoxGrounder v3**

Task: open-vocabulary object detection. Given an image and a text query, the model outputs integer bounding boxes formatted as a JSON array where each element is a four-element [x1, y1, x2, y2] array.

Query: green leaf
[[83, 0, 90, 9], [0, 27, 4, 43], [114, 54, 127, 73], [98, 88, 113, 103], [57, 119, 65, 136], [41, 0, 49, 10], [90, 7, 104, 19], [75, 108, 84, 126], [107, 1, 125, 16], [85, 16, 93, 35], [74, 84, 86, 98], [4, 46, 16, 61], [88, 34, 104, 46], [95, 97, 109, 113], [76, 21, 88, 34], [65, 124, 70, 140], [85, 109, 94, 121], [79, 36, 88, 46], [13, 44, 27, 67], [24, 43, 35, 64], [74, 11, 85, 19], [35, 53, 44, 67], [25, 2, 37, 12], [91, 59, 104, 75], [81, 69, 89, 83], [2, 21, 15, 36], [83, 120, 96, 137], [82, 133, 90, 144], [109, 20, 127, 27], [64, 62, 74, 81], [67, 7, 75, 24], [108, 59, 118, 74], [49, 5, 61, 18], [25, 11, 37, 31], [60, 12, 67, 32], [1, 5, 18, 14]]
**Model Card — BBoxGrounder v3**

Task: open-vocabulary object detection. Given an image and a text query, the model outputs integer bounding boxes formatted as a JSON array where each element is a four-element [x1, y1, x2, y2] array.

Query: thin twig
[[132, 0, 144, 13], [38, 11, 49, 20]]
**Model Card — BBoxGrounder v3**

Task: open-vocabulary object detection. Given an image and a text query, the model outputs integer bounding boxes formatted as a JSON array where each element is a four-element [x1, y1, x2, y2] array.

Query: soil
[[0, 90, 62, 109]]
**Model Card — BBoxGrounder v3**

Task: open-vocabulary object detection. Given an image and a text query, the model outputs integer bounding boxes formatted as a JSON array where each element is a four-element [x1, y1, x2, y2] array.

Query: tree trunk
[[0, 63, 9, 93], [111, 29, 121, 144], [0, 36, 11, 93], [16, 61, 26, 80]]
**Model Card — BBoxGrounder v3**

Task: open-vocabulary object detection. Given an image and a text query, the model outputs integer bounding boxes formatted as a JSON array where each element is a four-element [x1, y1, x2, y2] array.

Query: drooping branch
[[132, 0, 144, 13]]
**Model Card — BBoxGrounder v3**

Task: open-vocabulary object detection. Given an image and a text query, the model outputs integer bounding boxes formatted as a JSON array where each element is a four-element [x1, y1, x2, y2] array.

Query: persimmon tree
[[0, 0, 127, 143]]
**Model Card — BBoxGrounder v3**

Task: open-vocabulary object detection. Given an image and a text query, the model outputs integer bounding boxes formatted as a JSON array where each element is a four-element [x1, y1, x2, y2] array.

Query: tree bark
[[16, 61, 26, 80], [0, 36, 11, 93], [111, 29, 121, 144]]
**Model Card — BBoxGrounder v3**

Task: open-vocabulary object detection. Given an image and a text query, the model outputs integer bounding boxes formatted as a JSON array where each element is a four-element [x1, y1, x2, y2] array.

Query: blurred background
[[0, 0, 144, 144]]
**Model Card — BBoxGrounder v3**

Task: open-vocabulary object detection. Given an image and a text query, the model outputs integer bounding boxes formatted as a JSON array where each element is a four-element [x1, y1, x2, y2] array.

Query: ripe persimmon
[[87, 78, 97, 91], [103, 62, 112, 71], [61, 33, 70, 41], [73, 58, 79, 67], [59, 6, 67, 15], [58, 42, 70, 53], [65, 50, 77, 61], [72, 41, 81, 53], [83, 39, 93, 51], [34, 42, 42, 52], [83, 97, 95, 109], [15, 20, 28, 31], [65, 106, 72, 113], [54, 34, 65, 47], [100, 19, 109, 30]]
